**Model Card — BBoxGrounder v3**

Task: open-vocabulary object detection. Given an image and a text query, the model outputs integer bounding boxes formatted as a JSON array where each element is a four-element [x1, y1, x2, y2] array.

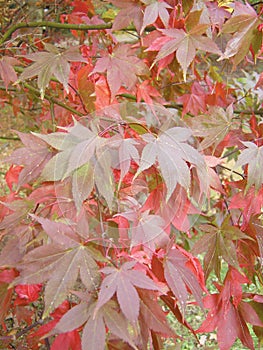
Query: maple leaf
[[188, 105, 235, 151], [229, 187, 263, 229], [136, 79, 163, 105], [18, 43, 87, 98], [130, 211, 169, 250], [0, 198, 34, 231], [0, 269, 18, 323], [138, 290, 175, 339], [235, 142, 263, 192], [164, 247, 204, 316], [148, 25, 221, 79], [218, 2, 262, 66], [5, 132, 53, 188], [177, 81, 207, 116], [13, 216, 100, 316], [51, 330, 82, 350], [206, 1, 231, 30], [77, 64, 96, 113], [91, 44, 149, 98], [111, 0, 143, 33], [197, 269, 263, 350], [109, 135, 140, 185], [136, 127, 207, 200], [0, 56, 20, 89], [53, 300, 139, 350], [140, 0, 172, 34], [34, 120, 114, 210], [94, 261, 160, 322], [5, 165, 23, 191], [192, 217, 250, 279], [14, 284, 42, 305]]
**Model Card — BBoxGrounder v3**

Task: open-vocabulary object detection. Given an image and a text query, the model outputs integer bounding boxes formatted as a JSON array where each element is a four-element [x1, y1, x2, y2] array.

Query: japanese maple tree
[[0, 0, 263, 349]]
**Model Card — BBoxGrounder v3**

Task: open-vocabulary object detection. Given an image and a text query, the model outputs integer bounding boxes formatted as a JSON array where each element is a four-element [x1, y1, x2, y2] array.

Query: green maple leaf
[[34, 120, 114, 210], [18, 43, 86, 98], [192, 217, 250, 279], [218, 2, 262, 66], [189, 105, 236, 151]]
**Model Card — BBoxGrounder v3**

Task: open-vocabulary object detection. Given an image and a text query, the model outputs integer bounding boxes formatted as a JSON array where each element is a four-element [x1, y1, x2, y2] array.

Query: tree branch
[[0, 136, 20, 141], [22, 82, 85, 117], [0, 21, 113, 45]]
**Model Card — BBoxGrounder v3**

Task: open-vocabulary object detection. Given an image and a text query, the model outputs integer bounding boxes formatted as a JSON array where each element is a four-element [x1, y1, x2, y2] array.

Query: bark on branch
[[0, 21, 113, 45]]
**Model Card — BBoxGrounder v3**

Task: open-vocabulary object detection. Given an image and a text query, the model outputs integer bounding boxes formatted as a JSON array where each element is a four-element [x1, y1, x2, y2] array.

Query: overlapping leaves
[[13, 216, 101, 316], [148, 20, 221, 79], [94, 261, 160, 322], [18, 43, 87, 98], [136, 127, 207, 200], [192, 217, 250, 279]]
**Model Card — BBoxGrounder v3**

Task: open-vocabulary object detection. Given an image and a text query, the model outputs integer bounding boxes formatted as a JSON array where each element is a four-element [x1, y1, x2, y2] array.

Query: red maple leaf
[[197, 268, 263, 350], [111, 0, 143, 33], [91, 44, 149, 98], [14, 284, 42, 306], [177, 81, 207, 116], [136, 79, 163, 105], [0, 56, 20, 89], [229, 187, 263, 228], [94, 261, 160, 322]]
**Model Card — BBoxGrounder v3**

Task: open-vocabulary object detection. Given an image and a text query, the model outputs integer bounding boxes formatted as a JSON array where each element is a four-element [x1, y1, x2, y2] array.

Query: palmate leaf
[[94, 261, 160, 322], [13, 217, 100, 316], [192, 217, 250, 279], [197, 269, 263, 350], [136, 127, 207, 200], [0, 56, 20, 89], [177, 81, 207, 117], [91, 44, 149, 98], [140, 0, 172, 34], [18, 43, 86, 98], [138, 290, 175, 338], [130, 211, 169, 250], [53, 300, 138, 350], [5, 132, 53, 188], [218, 2, 262, 66], [164, 248, 204, 316], [111, 0, 143, 33], [109, 136, 140, 185], [148, 24, 221, 80], [235, 141, 263, 192], [34, 120, 113, 210], [189, 105, 235, 151]]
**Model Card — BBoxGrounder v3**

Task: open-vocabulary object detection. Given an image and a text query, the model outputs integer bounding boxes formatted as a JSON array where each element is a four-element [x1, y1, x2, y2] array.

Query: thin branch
[[0, 136, 20, 141], [234, 109, 263, 116], [44, 338, 51, 350], [15, 319, 44, 339], [0, 21, 113, 45], [217, 164, 245, 179], [22, 82, 84, 117], [68, 82, 89, 114]]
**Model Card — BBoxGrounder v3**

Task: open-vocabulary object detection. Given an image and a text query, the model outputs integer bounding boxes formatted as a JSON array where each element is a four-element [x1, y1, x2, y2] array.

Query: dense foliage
[[0, 0, 263, 349]]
